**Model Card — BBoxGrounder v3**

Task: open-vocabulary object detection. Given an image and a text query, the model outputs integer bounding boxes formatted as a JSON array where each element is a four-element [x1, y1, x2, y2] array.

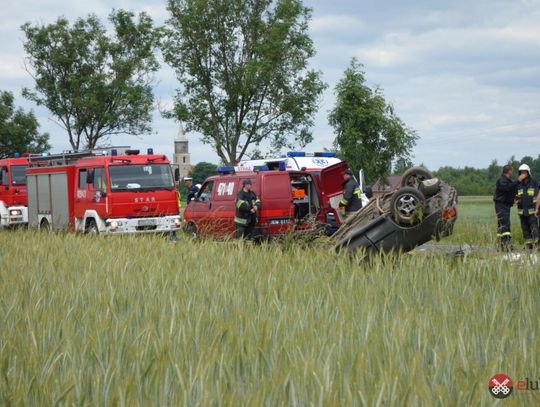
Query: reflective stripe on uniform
[[497, 232, 512, 237], [234, 216, 248, 225], [236, 200, 247, 209], [340, 199, 349, 206], [353, 188, 361, 197]]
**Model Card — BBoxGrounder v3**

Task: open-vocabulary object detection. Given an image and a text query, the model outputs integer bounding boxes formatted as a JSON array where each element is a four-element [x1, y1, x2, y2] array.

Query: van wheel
[[401, 166, 433, 188], [391, 187, 425, 226], [40, 218, 51, 231], [183, 222, 198, 238], [85, 219, 99, 235]]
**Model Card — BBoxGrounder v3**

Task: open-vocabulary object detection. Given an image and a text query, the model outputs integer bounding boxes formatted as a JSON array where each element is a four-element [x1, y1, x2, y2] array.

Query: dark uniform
[[493, 175, 518, 250], [235, 189, 261, 239], [340, 178, 362, 215], [187, 185, 200, 204], [516, 177, 540, 249]]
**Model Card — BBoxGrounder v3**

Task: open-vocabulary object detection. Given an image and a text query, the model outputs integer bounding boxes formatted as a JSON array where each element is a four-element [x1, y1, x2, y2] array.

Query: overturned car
[[332, 167, 458, 254]]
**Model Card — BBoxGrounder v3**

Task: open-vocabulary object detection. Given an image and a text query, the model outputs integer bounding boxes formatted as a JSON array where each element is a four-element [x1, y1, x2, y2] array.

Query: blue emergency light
[[287, 151, 306, 157], [279, 161, 286, 171], [314, 152, 336, 158], [111, 149, 118, 156], [14, 152, 20, 158], [217, 166, 235, 174], [147, 148, 154, 155]]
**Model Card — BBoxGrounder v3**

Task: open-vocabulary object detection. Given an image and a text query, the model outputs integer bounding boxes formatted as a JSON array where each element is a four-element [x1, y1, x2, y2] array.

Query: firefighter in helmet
[[235, 179, 261, 239], [515, 164, 540, 251], [339, 169, 362, 217]]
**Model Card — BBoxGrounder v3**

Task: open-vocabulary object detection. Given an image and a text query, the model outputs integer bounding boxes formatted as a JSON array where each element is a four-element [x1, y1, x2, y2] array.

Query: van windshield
[[11, 165, 27, 186], [109, 164, 174, 192]]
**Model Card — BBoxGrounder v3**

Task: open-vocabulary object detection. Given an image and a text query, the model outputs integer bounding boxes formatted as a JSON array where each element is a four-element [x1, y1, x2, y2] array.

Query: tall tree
[[329, 58, 417, 183], [189, 162, 218, 184], [21, 10, 160, 151], [0, 91, 50, 158], [162, 0, 326, 165]]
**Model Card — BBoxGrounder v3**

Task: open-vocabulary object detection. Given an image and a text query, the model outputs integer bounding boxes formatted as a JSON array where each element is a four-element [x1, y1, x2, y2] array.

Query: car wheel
[[419, 178, 441, 197], [85, 219, 99, 235], [401, 166, 434, 188], [391, 187, 426, 226]]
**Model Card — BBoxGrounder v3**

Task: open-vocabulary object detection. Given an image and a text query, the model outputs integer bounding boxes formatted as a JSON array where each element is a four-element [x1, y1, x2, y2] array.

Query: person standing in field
[[515, 164, 540, 251], [235, 179, 260, 239], [339, 169, 362, 218], [493, 164, 525, 251]]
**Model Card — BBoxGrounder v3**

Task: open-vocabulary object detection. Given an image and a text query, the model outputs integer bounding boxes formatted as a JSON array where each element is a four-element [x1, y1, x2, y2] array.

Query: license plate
[[138, 219, 156, 226]]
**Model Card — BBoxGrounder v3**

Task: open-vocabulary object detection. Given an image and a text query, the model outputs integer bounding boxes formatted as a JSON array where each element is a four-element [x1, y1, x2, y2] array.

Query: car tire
[[419, 178, 441, 197], [401, 166, 434, 188], [391, 187, 426, 226], [85, 219, 99, 235]]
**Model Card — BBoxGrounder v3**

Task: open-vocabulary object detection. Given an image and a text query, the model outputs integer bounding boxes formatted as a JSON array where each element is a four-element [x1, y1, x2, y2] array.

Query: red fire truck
[[0, 156, 30, 228], [183, 161, 349, 238], [26, 148, 181, 234]]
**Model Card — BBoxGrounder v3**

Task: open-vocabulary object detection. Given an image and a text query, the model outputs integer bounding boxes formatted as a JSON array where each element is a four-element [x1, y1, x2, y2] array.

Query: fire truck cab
[[26, 148, 181, 234], [183, 160, 350, 238], [0, 156, 29, 228]]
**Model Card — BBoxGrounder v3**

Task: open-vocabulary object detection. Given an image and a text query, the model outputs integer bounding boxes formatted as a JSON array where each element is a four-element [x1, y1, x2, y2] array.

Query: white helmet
[[518, 164, 531, 174]]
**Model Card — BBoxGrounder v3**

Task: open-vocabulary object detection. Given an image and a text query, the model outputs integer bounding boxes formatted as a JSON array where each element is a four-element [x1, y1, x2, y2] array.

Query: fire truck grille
[[135, 225, 158, 231]]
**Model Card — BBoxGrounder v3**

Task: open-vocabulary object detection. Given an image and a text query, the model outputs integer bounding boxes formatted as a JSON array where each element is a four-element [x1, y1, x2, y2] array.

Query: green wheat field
[[1, 197, 539, 406]]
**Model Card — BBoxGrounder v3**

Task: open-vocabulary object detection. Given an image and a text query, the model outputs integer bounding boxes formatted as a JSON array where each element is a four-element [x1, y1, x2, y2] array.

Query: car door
[[187, 180, 215, 235]]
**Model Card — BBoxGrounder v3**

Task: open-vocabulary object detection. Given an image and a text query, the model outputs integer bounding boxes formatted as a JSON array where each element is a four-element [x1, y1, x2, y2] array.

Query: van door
[[318, 162, 349, 224], [187, 180, 215, 235], [213, 177, 237, 237]]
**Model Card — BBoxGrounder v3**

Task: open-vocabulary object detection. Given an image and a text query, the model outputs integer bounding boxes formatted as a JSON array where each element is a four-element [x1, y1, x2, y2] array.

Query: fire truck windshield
[[109, 164, 174, 191], [11, 165, 28, 186]]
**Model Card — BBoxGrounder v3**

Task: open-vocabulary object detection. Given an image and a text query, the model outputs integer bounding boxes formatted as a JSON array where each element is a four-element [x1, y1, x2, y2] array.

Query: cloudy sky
[[1, 0, 539, 169]]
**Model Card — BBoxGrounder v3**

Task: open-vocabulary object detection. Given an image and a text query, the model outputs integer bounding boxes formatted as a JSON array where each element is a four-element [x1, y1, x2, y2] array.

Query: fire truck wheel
[[85, 219, 99, 235], [40, 218, 50, 231]]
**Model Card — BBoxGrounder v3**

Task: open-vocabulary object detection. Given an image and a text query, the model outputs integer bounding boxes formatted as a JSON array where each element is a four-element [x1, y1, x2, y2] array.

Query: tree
[[162, 0, 326, 165], [0, 91, 50, 158], [392, 157, 414, 175], [328, 58, 418, 183], [189, 162, 218, 184], [21, 10, 160, 151]]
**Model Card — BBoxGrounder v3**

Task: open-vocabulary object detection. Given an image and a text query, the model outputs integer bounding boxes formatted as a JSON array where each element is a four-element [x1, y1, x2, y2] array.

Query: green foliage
[[162, 0, 327, 165], [21, 10, 160, 151], [434, 155, 540, 196], [329, 58, 418, 183], [189, 161, 218, 184], [0, 91, 50, 157]]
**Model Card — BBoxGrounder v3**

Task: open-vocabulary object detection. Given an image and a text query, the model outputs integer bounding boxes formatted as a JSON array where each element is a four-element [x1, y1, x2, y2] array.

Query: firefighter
[[515, 164, 540, 251], [339, 169, 362, 217], [185, 178, 200, 204], [493, 164, 524, 251], [235, 179, 260, 239]]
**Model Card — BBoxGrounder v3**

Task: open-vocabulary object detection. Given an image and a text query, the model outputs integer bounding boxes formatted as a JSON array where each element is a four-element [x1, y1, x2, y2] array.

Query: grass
[[0, 198, 539, 406]]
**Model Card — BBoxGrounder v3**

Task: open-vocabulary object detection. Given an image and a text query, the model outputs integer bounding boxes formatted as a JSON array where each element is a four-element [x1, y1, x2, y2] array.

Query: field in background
[[1, 198, 539, 405]]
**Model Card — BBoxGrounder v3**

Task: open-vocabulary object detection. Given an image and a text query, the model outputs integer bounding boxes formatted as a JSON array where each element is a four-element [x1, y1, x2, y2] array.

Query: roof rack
[[28, 151, 96, 166]]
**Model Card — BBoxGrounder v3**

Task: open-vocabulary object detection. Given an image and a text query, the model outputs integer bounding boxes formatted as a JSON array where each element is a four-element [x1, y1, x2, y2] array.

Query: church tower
[[173, 123, 192, 180]]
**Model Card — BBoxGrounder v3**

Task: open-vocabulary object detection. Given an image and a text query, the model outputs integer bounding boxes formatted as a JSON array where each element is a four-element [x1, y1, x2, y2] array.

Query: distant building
[[372, 175, 403, 195], [173, 123, 192, 180]]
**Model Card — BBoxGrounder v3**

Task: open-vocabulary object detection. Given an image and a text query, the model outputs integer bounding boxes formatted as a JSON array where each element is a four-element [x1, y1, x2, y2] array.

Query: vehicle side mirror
[[86, 170, 94, 185], [174, 168, 180, 182]]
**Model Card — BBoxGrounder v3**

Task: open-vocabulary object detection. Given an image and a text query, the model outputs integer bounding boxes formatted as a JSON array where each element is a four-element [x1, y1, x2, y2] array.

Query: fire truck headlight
[[174, 218, 181, 227], [10, 209, 22, 216], [109, 221, 119, 229]]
